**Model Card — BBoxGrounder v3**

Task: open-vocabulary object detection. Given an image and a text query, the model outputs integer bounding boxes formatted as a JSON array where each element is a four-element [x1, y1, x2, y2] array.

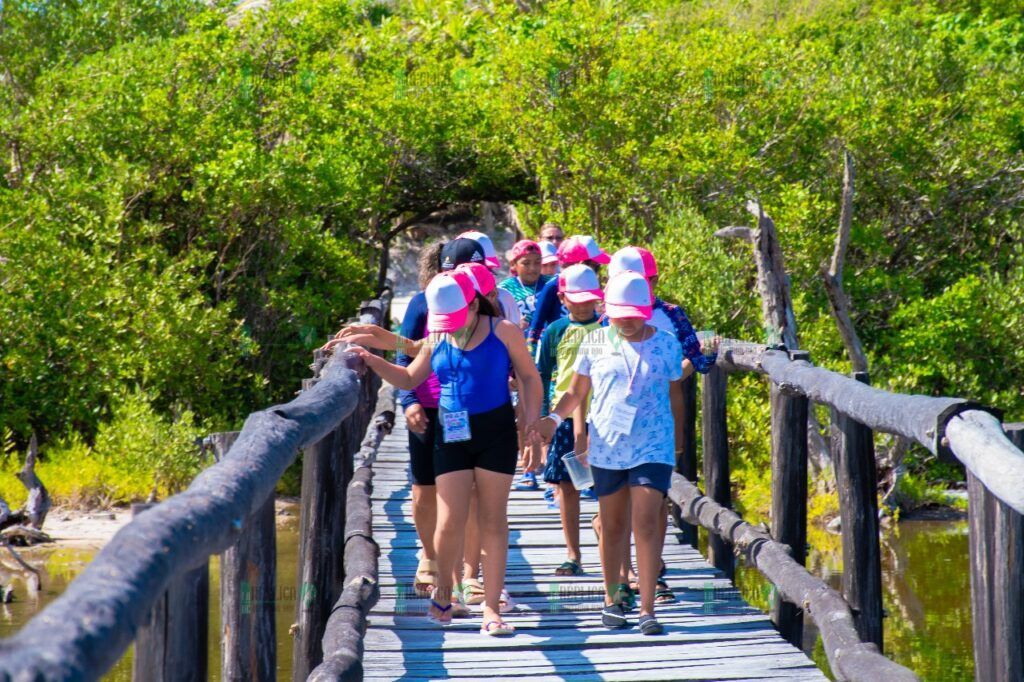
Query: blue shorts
[[591, 462, 673, 497]]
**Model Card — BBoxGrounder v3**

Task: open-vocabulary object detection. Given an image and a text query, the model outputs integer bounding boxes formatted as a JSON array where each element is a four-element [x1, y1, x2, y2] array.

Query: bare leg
[[431, 470, 474, 619], [597, 487, 631, 605], [462, 488, 481, 582], [632, 487, 666, 617], [411, 484, 437, 560], [557, 482, 581, 565], [474, 467, 514, 624]]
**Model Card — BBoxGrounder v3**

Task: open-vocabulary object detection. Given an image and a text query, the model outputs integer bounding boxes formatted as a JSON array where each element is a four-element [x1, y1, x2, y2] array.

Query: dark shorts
[[433, 402, 518, 478], [408, 407, 439, 486], [591, 462, 673, 497], [543, 418, 579, 484]]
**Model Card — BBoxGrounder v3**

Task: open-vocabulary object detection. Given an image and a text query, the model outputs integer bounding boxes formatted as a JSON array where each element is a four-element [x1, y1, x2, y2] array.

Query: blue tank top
[[431, 318, 512, 415]]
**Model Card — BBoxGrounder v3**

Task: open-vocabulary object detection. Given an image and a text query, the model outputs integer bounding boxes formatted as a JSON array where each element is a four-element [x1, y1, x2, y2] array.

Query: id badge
[[441, 409, 472, 443], [607, 402, 637, 439]]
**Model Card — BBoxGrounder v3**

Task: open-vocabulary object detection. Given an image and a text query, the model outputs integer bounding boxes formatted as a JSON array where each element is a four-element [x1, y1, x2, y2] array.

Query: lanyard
[[446, 314, 482, 397], [617, 326, 648, 396]]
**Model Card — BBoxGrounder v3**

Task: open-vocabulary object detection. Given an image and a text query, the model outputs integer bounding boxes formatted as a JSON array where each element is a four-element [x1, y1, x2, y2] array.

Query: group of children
[[328, 222, 718, 637]]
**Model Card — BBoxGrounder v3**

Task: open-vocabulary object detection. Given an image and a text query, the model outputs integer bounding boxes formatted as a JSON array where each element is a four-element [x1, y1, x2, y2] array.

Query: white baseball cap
[[557, 263, 603, 303], [538, 240, 559, 265], [558, 235, 610, 265], [609, 246, 659, 279], [604, 271, 653, 320], [457, 230, 500, 269], [425, 271, 476, 332]]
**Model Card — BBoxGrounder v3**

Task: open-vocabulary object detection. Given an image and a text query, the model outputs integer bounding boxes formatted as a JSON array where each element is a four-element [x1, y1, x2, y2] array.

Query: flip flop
[[554, 559, 583, 576], [426, 598, 452, 625], [480, 619, 515, 636], [414, 558, 437, 598], [499, 589, 516, 614], [461, 578, 485, 606]]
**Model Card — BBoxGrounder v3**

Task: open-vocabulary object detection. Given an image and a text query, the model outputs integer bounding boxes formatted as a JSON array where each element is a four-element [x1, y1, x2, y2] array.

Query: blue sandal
[[517, 471, 539, 490], [426, 598, 452, 625]]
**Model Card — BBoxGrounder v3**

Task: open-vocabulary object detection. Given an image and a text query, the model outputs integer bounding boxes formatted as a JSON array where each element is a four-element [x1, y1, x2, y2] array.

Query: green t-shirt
[[498, 275, 551, 326], [537, 314, 602, 412]]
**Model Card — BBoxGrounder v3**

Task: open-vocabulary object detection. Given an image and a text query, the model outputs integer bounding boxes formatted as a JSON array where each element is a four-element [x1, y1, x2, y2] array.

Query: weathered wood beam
[[668, 473, 919, 682], [967, 424, 1024, 682], [130, 503, 209, 682], [215, 430, 277, 682], [701, 365, 733, 579], [831, 372, 883, 649], [0, 328, 372, 679], [769, 350, 809, 646], [308, 388, 395, 681], [947, 410, 1024, 521]]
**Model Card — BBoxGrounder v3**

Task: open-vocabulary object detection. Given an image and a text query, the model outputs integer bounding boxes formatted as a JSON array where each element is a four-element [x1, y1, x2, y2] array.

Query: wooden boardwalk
[[363, 409, 827, 681]]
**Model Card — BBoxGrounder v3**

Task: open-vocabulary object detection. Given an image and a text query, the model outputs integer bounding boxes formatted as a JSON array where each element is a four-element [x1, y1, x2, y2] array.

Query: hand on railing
[[322, 323, 398, 353]]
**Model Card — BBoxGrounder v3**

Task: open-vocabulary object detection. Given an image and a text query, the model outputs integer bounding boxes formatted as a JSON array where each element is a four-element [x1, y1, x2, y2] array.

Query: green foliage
[[1, 0, 1021, 517]]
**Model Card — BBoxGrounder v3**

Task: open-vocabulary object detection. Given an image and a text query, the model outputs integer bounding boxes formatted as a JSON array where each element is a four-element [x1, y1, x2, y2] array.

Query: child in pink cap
[[499, 240, 552, 331], [532, 271, 683, 636]]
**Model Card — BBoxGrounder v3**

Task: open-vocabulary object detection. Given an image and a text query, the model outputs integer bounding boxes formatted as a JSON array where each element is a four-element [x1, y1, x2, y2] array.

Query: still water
[[0, 512, 970, 681]]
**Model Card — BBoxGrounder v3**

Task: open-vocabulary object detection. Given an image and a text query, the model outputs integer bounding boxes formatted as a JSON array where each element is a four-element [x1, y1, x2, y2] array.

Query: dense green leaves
[[0, 0, 1021, 505]]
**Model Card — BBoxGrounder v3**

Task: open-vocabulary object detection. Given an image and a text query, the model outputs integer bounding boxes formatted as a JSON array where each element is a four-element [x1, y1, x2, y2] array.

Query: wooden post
[[830, 372, 883, 649], [292, 380, 350, 681], [968, 424, 1024, 682], [769, 349, 808, 648], [672, 375, 699, 548], [216, 428, 276, 682], [701, 365, 733, 579], [131, 503, 208, 682]]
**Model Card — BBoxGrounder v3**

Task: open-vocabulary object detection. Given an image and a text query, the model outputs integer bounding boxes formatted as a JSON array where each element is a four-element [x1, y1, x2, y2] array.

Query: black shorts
[[433, 402, 518, 478], [408, 407, 439, 486]]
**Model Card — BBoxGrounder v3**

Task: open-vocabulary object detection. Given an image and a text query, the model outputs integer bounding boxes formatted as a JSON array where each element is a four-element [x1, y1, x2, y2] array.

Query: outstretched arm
[[348, 345, 433, 390]]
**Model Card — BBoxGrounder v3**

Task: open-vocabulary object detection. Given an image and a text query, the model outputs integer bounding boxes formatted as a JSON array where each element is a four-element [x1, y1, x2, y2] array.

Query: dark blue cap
[[440, 238, 486, 271]]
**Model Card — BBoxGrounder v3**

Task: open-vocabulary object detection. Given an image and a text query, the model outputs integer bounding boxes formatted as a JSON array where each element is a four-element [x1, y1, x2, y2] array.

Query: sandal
[[516, 471, 539, 490], [480, 619, 515, 636], [414, 558, 437, 598], [612, 582, 636, 612], [426, 596, 452, 625], [554, 559, 583, 576], [499, 589, 516, 614], [654, 579, 676, 604], [461, 578, 485, 606]]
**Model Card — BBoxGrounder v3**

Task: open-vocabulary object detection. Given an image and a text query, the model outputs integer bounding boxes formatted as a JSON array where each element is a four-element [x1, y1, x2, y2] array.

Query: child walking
[[532, 271, 683, 635], [536, 264, 604, 576]]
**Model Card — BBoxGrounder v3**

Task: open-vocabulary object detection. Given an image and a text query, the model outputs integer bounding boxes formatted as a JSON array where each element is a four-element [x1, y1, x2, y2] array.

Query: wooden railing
[[0, 292, 392, 681], [669, 339, 1024, 682]]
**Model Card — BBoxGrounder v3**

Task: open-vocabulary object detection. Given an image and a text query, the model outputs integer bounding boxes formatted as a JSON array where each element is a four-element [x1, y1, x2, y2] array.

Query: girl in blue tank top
[[347, 271, 543, 638]]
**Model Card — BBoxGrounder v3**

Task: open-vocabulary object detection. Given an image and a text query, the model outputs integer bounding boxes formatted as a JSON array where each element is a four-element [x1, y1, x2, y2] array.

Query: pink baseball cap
[[457, 230, 500, 269], [558, 264, 603, 303], [538, 240, 559, 265], [455, 262, 496, 296], [557, 235, 611, 266], [609, 246, 658, 279], [425, 271, 475, 332], [604, 271, 653, 320], [506, 239, 541, 264]]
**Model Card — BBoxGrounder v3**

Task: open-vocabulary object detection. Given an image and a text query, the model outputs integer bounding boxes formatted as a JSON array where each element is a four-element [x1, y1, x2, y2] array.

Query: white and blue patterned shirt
[[573, 326, 683, 470]]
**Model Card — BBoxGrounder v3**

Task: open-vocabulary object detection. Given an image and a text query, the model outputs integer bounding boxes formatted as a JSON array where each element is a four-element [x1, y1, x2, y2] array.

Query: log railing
[[671, 338, 1024, 682], [0, 291, 392, 681]]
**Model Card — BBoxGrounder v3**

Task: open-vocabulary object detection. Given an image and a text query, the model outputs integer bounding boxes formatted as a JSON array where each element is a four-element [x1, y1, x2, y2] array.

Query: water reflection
[[0, 511, 971, 681], [0, 507, 301, 681], [734, 519, 973, 681]]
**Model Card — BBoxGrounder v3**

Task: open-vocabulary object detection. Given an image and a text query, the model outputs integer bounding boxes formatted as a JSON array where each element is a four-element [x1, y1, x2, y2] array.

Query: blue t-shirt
[[527, 277, 566, 356], [573, 326, 683, 469]]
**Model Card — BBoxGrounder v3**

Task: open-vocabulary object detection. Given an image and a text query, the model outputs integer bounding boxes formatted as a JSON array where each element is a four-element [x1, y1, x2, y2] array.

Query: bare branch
[[830, 150, 855, 282], [714, 226, 754, 241]]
